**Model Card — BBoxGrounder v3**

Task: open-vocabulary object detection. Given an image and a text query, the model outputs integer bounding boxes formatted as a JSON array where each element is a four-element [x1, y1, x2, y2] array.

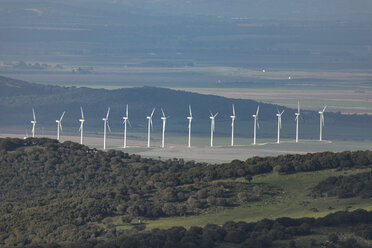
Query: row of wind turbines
[[29, 102, 328, 150]]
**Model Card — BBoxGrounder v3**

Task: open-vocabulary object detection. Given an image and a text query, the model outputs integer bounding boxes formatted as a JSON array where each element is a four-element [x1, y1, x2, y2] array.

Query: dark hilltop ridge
[[0, 137, 371, 247], [0, 75, 372, 140]]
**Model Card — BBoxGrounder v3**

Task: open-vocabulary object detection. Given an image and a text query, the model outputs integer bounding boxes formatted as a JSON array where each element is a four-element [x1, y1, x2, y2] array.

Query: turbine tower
[[122, 104, 130, 148], [102, 107, 111, 150], [31, 108, 36, 138], [252, 106, 260, 145], [319, 105, 327, 141], [147, 108, 155, 148], [276, 109, 284, 144], [295, 101, 300, 143], [209, 111, 218, 147], [56, 111, 65, 141], [230, 104, 236, 146], [187, 105, 192, 148], [161, 108, 169, 148], [79, 107, 85, 145]]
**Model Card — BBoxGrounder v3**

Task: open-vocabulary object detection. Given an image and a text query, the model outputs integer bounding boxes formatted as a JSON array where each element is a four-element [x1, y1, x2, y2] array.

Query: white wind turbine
[[161, 108, 169, 148], [230, 104, 236, 146], [252, 106, 260, 145], [319, 105, 327, 141], [31, 108, 36, 138], [122, 104, 130, 148], [56, 111, 65, 141], [102, 107, 111, 150], [295, 101, 300, 143], [147, 108, 155, 148], [276, 109, 285, 144], [209, 111, 218, 147], [187, 105, 192, 148], [79, 107, 85, 145]]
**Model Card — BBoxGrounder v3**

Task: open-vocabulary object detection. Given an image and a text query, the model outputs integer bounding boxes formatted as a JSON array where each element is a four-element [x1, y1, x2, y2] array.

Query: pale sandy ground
[[2, 131, 372, 163], [182, 88, 372, 115]]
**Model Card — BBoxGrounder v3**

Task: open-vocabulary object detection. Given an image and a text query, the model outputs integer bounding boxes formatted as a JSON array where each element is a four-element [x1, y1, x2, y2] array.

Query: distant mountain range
[[0, 75, 371, 141]]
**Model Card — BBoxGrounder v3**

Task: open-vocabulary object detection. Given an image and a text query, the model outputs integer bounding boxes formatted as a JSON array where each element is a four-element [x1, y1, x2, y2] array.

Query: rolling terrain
[[0, 76, 372, 142], [0, 137, 371, 247]]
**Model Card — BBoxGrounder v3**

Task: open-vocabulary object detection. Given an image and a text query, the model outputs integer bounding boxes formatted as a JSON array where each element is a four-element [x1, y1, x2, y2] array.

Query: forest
[[0, 137, 371, 247], [312, 171, 372, 199]]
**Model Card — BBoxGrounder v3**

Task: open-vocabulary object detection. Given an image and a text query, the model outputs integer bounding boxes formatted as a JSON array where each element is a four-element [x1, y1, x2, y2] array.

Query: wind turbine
[[56, 111, 65, 141], [187, 105, 192, 148], [147, 108, 155, 148], [209, 111, 218, 147], [295, 101, 300, 143], [79, 107, 85, 145], [276, 109, 285, 144], [161, 108, 169, 148], [252, 106, 260, 145], [102, 107, 111, 150], [122, 104, 130, 148], [319, 105, 327, 141], [230, 104, 236, 146], [31, 108, 36, 138]]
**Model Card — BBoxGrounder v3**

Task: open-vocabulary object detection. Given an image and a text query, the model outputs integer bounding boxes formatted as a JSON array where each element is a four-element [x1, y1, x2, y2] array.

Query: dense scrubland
[[0, 137, 371, 247]]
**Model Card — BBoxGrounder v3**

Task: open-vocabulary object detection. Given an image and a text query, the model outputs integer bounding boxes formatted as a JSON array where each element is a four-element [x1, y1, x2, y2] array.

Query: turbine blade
[[127, 119, 132, 128], [59, 122, 63, 133], [214, 112, 218, 118], [150, 119, 153, 130], [60, 111, 65, 121], [232, 104, 235, 116], [151, 108, 155, 118], [189, 105, 192, 117], [79, 122, 83, 132], [323, 105, 327, 112], [81, 106, 84, 119], [298, 101, 300, 114], [209, 110, 213, 117], [126, 104, 128, 117], [161, 108, 165, 117], [106, 107, 110, 119], [256, 106, 260, 116], [32, 108, 36, 121], [107, 121, 111, 133], [257, 119, 260, 129], [281, 110, 285, 115]]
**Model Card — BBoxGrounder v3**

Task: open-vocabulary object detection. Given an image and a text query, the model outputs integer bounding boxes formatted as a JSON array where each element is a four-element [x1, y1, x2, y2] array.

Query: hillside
[[0, 137, 371, 247], [0, 76, 371, 140]]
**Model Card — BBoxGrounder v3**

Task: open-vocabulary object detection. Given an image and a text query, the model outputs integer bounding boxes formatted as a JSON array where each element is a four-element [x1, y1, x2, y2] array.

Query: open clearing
[[1, 131, 372, 163], [182, 88, 372, 115], [110, 167, 372, 230]]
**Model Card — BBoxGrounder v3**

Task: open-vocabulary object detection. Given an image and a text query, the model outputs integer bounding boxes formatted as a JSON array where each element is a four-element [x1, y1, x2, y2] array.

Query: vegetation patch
[[312, 171, 372, 198]]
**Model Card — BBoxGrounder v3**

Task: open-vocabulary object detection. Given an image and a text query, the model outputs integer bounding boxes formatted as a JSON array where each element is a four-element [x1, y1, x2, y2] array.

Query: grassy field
[[107, 167, 372, 231]]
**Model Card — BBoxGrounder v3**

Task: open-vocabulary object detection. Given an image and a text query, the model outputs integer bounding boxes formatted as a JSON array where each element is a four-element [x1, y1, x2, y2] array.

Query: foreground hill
[[0, 76, 371, 140], [0, 137, 371, 247]]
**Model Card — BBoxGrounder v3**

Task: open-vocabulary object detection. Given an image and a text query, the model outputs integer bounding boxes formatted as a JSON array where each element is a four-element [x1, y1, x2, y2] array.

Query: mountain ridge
[[0, 75, 371, 140]]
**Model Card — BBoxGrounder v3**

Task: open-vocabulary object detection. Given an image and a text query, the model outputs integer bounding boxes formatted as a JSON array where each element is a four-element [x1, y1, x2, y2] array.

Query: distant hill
[[0, 75, 371, 140]]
